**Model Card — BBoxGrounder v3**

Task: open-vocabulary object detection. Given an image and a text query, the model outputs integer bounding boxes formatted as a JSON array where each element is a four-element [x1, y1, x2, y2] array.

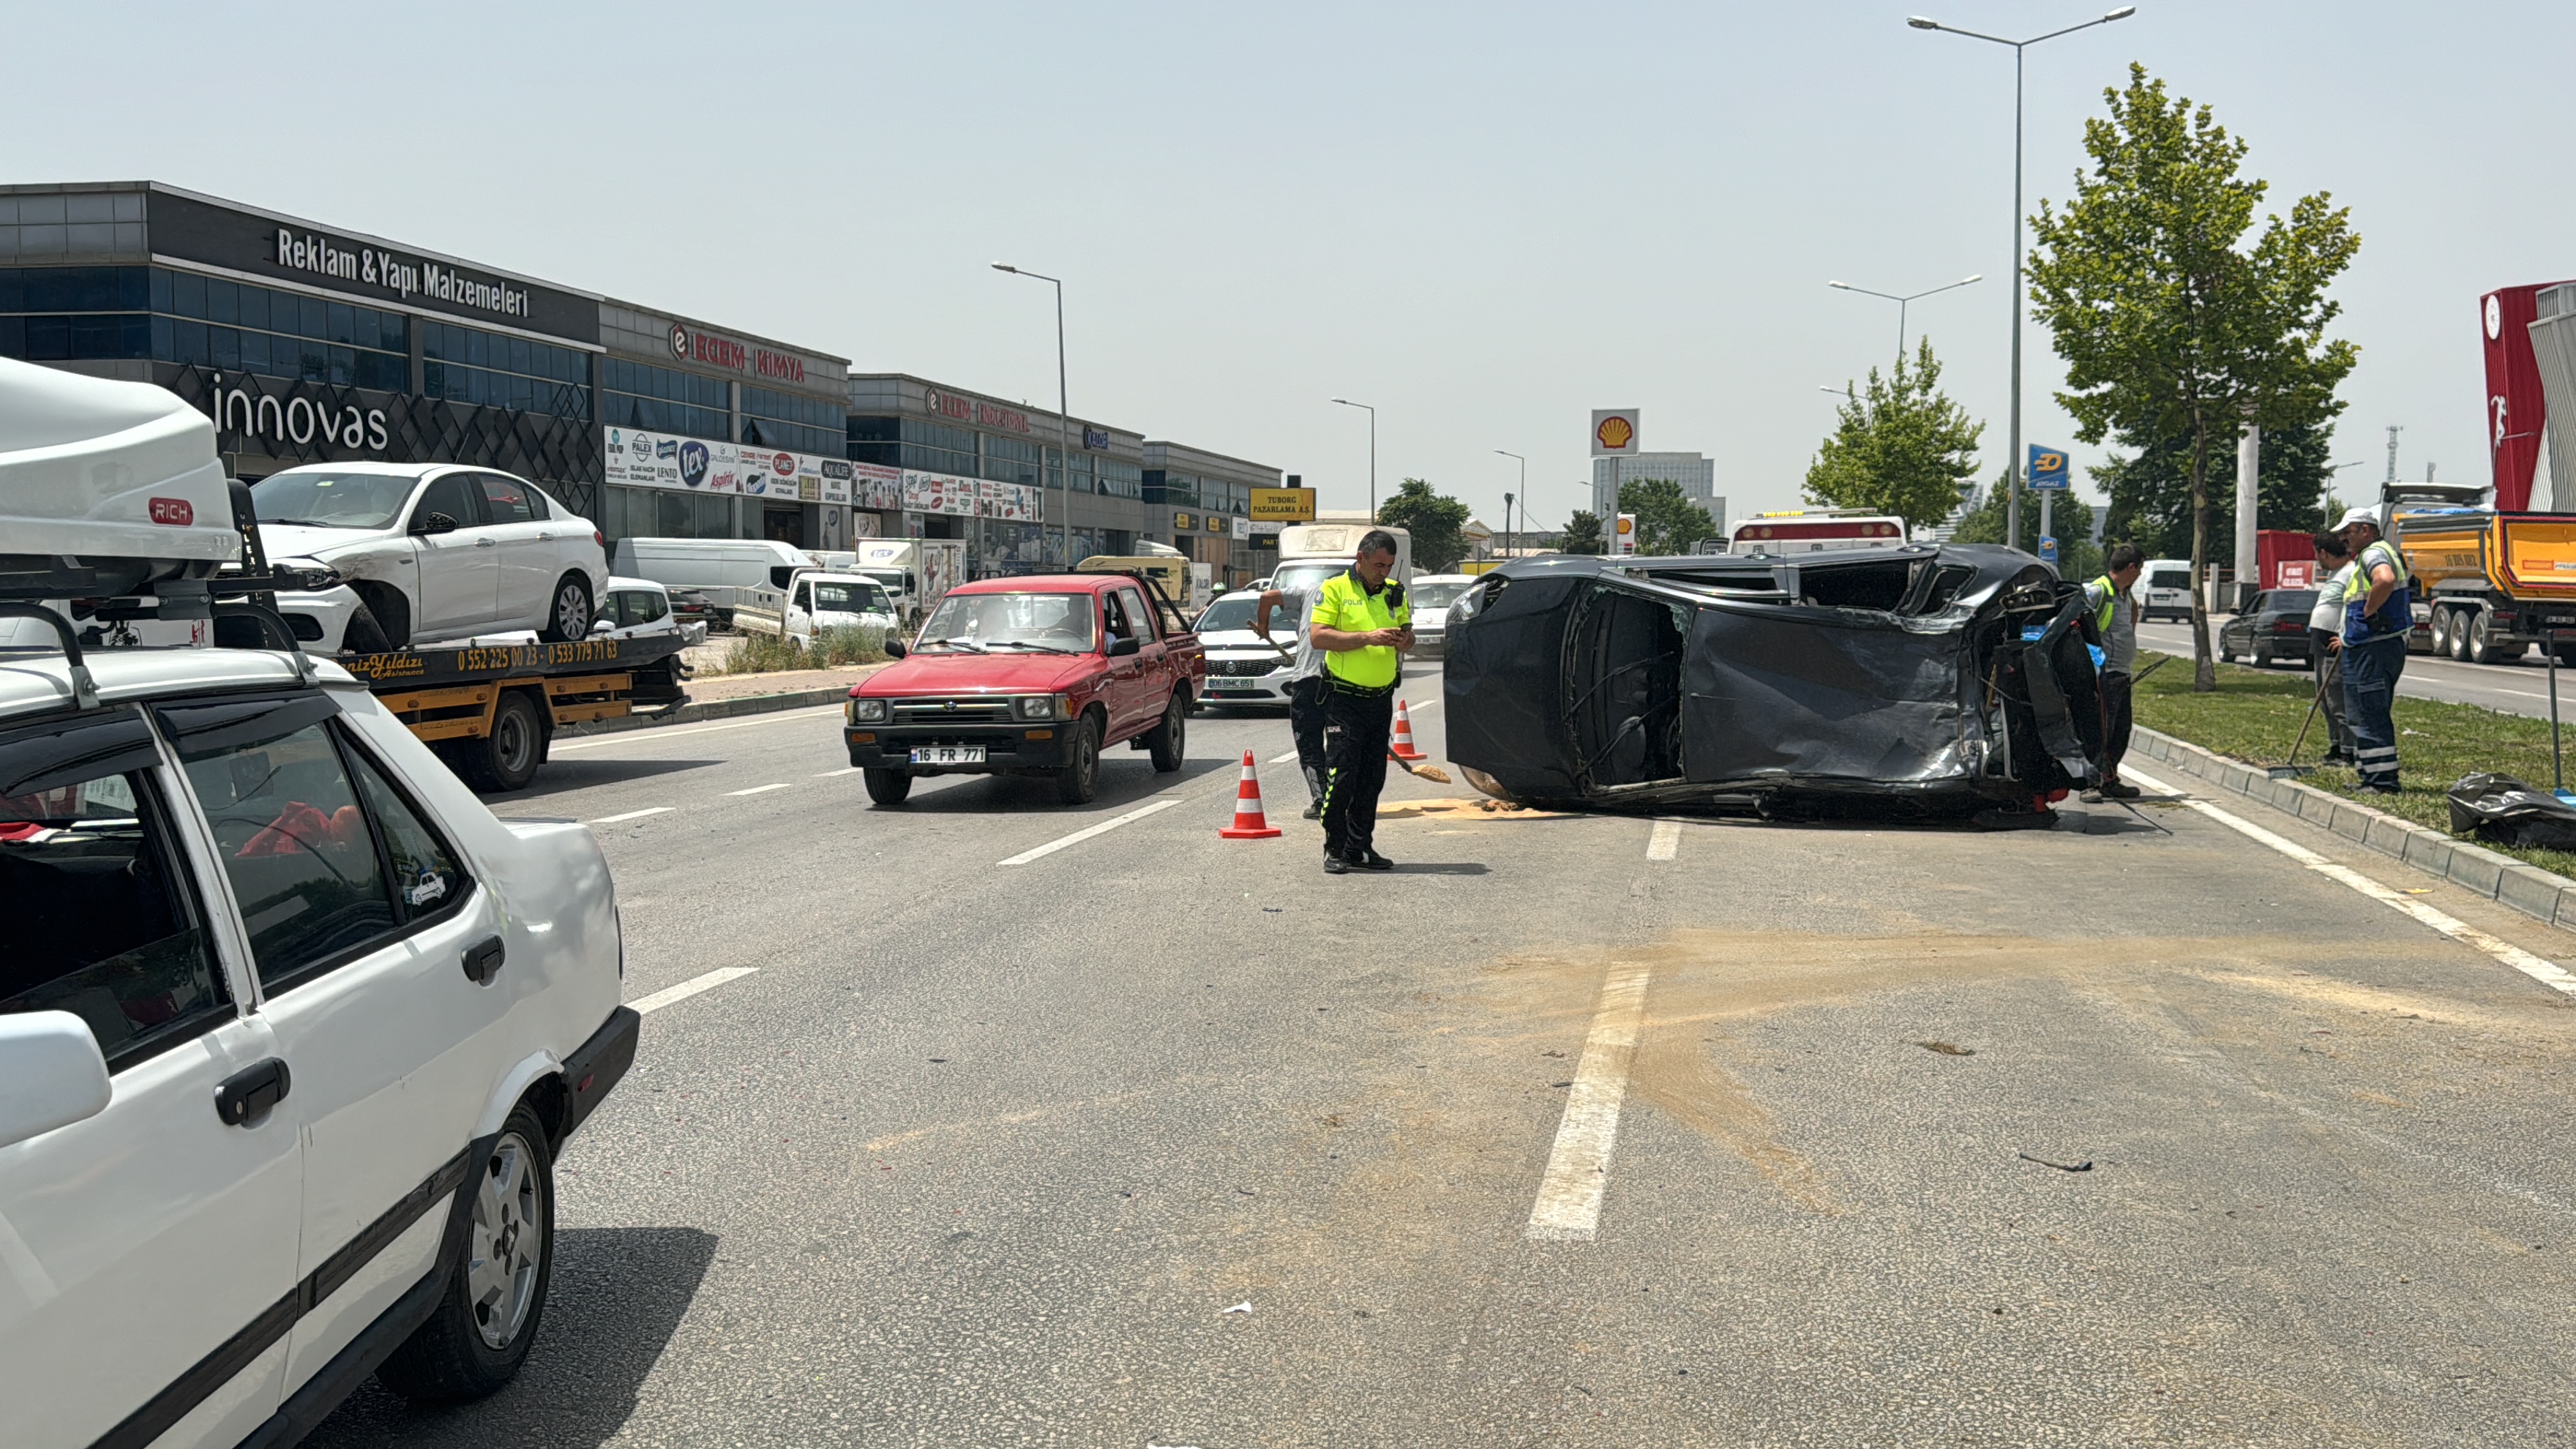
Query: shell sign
[[1591, 408, 1640, 457]]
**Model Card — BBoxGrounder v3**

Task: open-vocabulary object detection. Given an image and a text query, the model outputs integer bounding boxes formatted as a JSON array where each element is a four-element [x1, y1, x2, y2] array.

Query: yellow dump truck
[[2390, 483, 2576, 664]]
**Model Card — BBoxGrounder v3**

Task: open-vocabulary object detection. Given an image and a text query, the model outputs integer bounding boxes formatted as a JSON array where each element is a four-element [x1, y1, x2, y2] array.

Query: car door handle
[[463, 935, 506, 985], [215, 1057, 291, 1126]]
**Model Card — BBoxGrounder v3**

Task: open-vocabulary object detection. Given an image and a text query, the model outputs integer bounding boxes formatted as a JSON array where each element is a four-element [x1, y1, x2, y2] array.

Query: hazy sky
[[17, 2, 2572, 532]]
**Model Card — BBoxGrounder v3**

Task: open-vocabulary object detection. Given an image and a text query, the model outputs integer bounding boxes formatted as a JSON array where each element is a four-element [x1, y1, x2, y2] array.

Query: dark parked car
[[2218, 589, 2318, 667], [1442, 545, 2105, 818]]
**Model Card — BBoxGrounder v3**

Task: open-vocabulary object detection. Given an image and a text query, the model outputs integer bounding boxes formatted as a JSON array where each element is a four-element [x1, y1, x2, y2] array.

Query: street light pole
[[992, 263, 1071, 568], [1332, 397, 1377, 520], [1494, 449, 1525, 562], [1827, 275, 1983, 369], [1909, 7, 2135, 554]]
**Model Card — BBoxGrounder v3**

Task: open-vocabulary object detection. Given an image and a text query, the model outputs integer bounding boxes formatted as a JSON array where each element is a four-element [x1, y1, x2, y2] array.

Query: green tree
[[1804, 337, 1987, 531], [2097, 421, 2340, 561], [2026, 64, 2360, 689], [1951, 470, 2103, 580], [1376, 476, 1470, 572], [1618, 477, 1718, 555], [1560, 509, 1604, 555]]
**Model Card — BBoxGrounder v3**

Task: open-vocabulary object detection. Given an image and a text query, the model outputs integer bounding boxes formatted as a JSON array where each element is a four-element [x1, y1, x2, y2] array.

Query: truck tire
[[1145, 692, 1186, 773], [460, 690, 547, 793], [2466, 608, 2517, 664], [1054, 714, 1101, 805], [375, 1104, 554, 1404], [2429, 607, 2454, 656], [863, 768, 913, 806], [2449, 609, 2474, 660], [538, 573, 594, 643]]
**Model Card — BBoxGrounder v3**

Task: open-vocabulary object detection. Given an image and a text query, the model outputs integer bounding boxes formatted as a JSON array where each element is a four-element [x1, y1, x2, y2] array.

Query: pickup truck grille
[[1206, 657, 1283, 678], [891, 697, 1015, 726]]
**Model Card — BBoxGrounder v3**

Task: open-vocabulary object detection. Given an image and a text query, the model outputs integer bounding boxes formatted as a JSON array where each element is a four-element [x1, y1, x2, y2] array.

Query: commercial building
[[0, 181, 1285, 585], [1592, 451, 1723, 534]]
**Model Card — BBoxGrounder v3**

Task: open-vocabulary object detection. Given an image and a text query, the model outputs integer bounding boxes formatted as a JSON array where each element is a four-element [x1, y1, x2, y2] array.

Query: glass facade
[[0, 266, 410, 392], [601, 485, 732, 542], [421, 319, 588, 419], [602, 357, 730, 440], [741, 384, 841, 456]]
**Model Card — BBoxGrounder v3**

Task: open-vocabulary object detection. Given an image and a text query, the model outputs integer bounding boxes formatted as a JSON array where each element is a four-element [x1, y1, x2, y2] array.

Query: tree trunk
[[2188, 418, 2216, 692]]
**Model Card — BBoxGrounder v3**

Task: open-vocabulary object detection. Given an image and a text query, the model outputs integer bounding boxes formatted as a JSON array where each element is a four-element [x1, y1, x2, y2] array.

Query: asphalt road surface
[[2142, 617, 2576, 719], [305, 667, 2576, 1446]]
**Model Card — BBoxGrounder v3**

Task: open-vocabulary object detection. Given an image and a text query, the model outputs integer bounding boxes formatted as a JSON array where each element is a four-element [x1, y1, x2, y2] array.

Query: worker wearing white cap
[[2334, 505, 2410, 795]]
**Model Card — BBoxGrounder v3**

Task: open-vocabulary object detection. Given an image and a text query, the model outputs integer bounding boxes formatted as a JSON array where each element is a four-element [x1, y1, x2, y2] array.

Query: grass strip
[[2130, 649, 2576, 877]]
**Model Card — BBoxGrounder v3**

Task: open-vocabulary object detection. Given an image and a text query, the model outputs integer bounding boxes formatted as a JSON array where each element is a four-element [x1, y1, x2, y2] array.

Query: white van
[[608, 536, 815, 620], [1273, 523, 1413, 602], [2141, 558, 2193, 622]]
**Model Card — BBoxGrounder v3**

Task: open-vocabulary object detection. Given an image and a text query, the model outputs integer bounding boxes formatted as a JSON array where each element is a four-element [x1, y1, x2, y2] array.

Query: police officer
[[2336, 506, 2410, 795], [1253, 581, 1328, 818], [1308, 530, 1412, 873]]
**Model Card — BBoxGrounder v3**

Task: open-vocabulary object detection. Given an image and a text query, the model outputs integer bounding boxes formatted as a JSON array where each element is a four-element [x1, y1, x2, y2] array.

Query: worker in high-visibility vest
[[2080, 544, 2146, 801], [1308, 530, 1412, 873], [2337, 506, 2411, 795]]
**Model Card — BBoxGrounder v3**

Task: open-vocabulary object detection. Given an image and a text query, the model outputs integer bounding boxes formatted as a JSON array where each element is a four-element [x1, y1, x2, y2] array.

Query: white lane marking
[[1269, 749, 1302, 765], [2124, 766, 2576, 996], [999, 797, 1184, 866], [629, 966, 759, 1015], [587, 807, 673, 825], [815, 766, 861, 777], [550, 704, 846, 753], [1646, 818, 1682, 861], [726, 782, 793, 797], [1527, 960, 1654, 1242]]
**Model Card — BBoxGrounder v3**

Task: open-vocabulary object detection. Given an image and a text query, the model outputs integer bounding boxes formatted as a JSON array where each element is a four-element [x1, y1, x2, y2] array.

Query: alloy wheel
[[467, 1131, 546, 1349]]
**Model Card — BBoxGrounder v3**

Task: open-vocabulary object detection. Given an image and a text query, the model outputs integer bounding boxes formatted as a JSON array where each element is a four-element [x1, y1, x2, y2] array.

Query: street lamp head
[[1962, 273, 1985, 284], [1907, 15, 1941, 29], [1828, 280, 1851, 291], [990, 262, 1017, 273], [2103, 6, 2135, 20]]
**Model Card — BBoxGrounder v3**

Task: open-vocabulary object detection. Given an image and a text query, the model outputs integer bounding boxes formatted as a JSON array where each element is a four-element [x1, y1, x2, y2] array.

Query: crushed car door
[[1678, 599, 1975, 790], [1565, 582, 1690, 791]]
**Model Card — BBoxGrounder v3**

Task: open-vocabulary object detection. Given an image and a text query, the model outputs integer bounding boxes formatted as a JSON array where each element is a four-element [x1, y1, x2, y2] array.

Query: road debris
[[2017, 1150, 2094, 1172], [1222, 1301, 1254, 1314], [1915, 1040, 1976, 1056]]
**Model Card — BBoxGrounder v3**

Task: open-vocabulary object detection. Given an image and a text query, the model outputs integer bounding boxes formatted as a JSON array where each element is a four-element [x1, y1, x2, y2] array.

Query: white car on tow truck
[[0, 357, 638, 1448]]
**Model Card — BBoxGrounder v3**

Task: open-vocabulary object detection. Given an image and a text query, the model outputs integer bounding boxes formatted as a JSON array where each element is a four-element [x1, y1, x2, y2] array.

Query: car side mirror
[[0, 1012, 111, 1150], [883, 639, 907, 659], [411, 512, 457, 536], [1107, 635, 1142, 658], [589, 618, 615, 636]]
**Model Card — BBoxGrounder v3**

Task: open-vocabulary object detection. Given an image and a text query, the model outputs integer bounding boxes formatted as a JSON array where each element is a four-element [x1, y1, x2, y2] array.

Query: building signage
[[165, 365, 599, 503], [603, 427, 853, 504], [1083, 427, 1110, 450], [146, 189, 599, 342], [924, 388, 1032, 435], [893, 468, 1041, 522], [1592, 408, 1640, 457], [1231, 517, 1251, 540], [206, 370, 389, 452], [1248, 486, 1316, 522], [1172, 510, 1195, 531], [667, 323, 812, 384], [1205, 514, 1227, 533]]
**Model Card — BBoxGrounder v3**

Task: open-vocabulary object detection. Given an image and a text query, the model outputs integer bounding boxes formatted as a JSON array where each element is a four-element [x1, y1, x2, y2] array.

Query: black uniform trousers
[[2098, 668, 2133, 780], [1320, 682, 1394, 859], [1288, 674, 1330, 805]]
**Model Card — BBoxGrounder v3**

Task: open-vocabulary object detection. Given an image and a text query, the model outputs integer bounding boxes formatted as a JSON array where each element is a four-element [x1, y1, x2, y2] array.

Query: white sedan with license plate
[[1194, 591, 1300, 706]]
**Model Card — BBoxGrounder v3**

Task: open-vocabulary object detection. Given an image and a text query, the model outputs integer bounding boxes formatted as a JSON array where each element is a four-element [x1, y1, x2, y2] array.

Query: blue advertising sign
[[2028, 445, 2070, 491], [2039, 535, 2059, 565]]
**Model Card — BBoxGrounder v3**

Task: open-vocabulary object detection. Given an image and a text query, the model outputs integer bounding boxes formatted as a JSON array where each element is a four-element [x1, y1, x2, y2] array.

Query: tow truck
[[2, 357, 686, 791]]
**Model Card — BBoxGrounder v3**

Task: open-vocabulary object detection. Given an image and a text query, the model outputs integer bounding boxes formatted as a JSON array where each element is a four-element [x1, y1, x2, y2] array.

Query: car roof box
[[0, 357, 238, 598]]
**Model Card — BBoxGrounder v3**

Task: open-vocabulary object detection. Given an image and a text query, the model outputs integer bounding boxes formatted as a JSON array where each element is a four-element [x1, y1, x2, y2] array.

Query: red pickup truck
[[844, 572, 1206, 805]]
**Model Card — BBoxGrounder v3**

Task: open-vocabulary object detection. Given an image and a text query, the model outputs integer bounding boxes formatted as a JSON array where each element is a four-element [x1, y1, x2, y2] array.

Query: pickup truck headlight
[[850, 697, 888, 724], [1015, 694, 1068, 720]]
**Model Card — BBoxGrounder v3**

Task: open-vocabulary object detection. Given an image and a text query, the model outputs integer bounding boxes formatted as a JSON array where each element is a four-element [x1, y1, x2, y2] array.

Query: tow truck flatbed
[[336, 632, 689, 790]]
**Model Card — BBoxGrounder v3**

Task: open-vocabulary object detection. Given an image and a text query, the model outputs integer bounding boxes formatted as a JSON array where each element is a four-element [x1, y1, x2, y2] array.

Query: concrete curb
[[555, 684, 850, 740], [2131, 725, 2576, 934]]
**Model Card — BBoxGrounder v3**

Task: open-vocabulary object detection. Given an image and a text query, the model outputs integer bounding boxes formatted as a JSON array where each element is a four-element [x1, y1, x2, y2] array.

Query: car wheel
[[351, 581, 411, 651], [2253, 644, 2272, 667], [1054, 714, 1101, 804], [375, 1104, 554, 1404], [460, 690, 546, 793], [863, 768, 913, 806], [341, 601, 394, 656], [1145, 692, 1186, 773], [2219, 643, 2234, 662], [538, 574, 594, 643]]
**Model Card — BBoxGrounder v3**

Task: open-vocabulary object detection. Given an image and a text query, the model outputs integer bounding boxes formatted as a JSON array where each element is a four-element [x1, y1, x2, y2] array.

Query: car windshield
[[1412, 582, 1472, 610], [251, 471, 417, 529], [916, 591, 1098, 652], [1195, 596, 1293, 634], [812, 581, 892, 614], [2267, 591, 2318, 613]]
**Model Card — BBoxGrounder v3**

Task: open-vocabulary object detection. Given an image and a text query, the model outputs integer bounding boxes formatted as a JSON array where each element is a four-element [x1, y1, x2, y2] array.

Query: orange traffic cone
[[1389, 698, 1428, 762], [1219, 750, 1283, 839]]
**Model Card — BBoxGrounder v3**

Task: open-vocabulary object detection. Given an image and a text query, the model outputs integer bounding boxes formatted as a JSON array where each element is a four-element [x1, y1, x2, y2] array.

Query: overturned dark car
[[1442, 544, 2106, 819]]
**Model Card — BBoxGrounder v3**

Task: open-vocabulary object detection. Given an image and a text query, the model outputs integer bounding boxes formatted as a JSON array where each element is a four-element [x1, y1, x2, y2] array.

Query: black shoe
[[2101, 780, 2141, 800], [1356, 849, 1395, 871], [1323, 852, 1350, 875], [1302, 801, 1321, 820], [2356, 782, 2402, 797]]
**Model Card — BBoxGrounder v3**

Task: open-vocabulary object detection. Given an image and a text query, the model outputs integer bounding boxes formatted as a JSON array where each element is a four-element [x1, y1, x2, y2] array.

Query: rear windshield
[[252, 471, 415, 529], [2267, 591, 2318, 612], [2148, 570, 2190, 591], [916, 591, 1097, 653]]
